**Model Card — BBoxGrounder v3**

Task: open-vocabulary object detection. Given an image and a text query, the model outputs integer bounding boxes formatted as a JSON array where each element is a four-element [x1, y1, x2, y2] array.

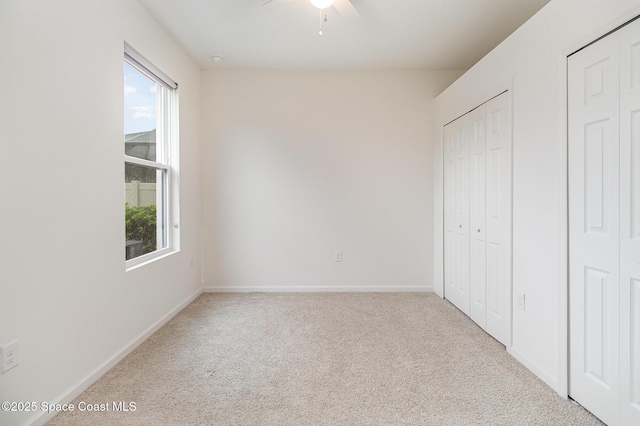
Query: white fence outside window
[[125, 181, 156, 207]]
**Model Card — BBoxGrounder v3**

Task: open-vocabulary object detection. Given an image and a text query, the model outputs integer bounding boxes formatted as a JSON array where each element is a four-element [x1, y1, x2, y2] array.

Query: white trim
[[510, 346, 560, 394], [124, 155, 169, 170], [203, 285, 433, 293], [23, 289, 202, 426], [124, 43, 177, 90], [434, 117, 445, 298], [564, 7, 640, 58], [557, 52, 569, 398], [125, 247, 176, 271], [507, 81, 515, 355], [168, 90, 180, 252]]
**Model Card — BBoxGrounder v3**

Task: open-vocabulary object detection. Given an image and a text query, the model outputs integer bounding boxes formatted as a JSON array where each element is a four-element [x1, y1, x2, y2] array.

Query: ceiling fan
[[263, 0, 361, 35]]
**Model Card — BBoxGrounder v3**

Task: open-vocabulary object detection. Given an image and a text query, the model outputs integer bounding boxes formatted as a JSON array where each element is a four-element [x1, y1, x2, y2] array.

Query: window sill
[[125, 247, 177, 272]]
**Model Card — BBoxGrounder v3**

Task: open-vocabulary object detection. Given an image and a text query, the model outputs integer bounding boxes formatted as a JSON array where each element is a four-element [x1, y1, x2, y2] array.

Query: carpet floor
[[47, 292, 602, 425]]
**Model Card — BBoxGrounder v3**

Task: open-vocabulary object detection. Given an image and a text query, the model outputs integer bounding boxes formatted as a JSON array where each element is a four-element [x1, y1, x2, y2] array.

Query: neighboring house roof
[[125, 129, 156, 161]]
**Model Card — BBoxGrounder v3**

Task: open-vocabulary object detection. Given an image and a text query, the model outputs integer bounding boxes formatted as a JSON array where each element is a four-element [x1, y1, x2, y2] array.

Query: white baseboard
[[25, 289, 202, 426], [202, 285, 433, 293], [509, 345, 561, 396]]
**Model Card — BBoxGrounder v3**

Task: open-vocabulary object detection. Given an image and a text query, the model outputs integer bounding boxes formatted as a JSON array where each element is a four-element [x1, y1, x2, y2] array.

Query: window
[[124, 44, 178, 266]]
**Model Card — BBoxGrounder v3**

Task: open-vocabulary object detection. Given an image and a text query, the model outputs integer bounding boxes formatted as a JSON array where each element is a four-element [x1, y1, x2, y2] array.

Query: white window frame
[[124, 44, 179, 270]]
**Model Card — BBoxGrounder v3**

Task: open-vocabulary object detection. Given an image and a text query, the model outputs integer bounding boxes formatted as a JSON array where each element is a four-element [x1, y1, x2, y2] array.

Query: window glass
[[125, 164, 164, 260], [124, 52, 175, 265], [124, 61, 159, 162]]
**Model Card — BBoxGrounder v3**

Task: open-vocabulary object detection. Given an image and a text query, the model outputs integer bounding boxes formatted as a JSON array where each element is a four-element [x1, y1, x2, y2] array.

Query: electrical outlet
[[335, 251, 343, 262], [1, 341, 19, 373], [516, 293, 526, 311]]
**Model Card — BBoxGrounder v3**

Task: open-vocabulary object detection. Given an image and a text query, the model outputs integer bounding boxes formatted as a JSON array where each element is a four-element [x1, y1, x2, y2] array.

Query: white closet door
[[468, 106, 487, 329], [444, 118, 470, 314], [569, 32, 621, 426], [444, 92, 512, 342], [484, 93, 511, 346], [619, 17, 640, 426], [444, 121, 457, 307]]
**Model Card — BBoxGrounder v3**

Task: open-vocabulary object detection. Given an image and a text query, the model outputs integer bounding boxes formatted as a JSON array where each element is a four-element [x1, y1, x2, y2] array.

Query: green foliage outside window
[[125, 203, 157, 255]]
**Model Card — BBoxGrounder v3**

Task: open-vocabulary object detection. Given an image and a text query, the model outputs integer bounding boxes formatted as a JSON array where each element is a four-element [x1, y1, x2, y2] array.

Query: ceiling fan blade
[[333, 0, 360, 19]]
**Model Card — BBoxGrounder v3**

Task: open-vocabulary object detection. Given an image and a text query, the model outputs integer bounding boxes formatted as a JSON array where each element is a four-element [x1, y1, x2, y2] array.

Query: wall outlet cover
[[1, 340, 19, 373], [516, 293, 526, 311]]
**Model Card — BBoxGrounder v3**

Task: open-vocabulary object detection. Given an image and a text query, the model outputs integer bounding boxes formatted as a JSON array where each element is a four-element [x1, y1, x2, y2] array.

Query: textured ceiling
[[138, 0, 551, 70]]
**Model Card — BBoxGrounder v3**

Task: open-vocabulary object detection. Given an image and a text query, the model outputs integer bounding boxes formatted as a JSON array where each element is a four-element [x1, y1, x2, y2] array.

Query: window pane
[[124, 61, 160, 161], [125, 163, 165, 260]]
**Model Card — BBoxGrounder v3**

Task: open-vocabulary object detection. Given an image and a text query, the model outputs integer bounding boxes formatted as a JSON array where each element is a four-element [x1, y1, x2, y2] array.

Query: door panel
[[484, 93, 511, 346], [629, 279, 640, 406], [630, 111, 640, 238], [487, 147, 502, 221], [584, 58, 612, 105], [444, 120, 469, 314], [619, 17, 640, 426], [487, 241, 501, 316], [569, 30, 620, 426], [584, 119, 611, 234], [468, 107, 487, 328], [584, 266, 613, 387], [444, 124, 456, 299]]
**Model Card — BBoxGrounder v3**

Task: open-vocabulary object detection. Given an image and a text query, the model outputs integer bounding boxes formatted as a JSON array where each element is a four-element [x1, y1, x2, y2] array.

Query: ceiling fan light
[[310, 0, 334, 10]]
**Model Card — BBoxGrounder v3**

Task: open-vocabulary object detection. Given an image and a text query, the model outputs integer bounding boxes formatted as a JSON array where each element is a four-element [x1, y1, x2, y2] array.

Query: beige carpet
[[47, 293, 602, 425]]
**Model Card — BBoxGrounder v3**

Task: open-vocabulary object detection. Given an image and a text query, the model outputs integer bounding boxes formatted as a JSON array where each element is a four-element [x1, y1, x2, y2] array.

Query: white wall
[[202, 70, 462, 291], [0, 1, 202, 425], [433, 0, 640, 395]]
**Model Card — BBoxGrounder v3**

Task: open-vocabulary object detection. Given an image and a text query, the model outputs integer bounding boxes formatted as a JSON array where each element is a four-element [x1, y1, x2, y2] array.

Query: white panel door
[[484, 93, 511, 346], [444, 91, 512, 344], [569, 31, 621, 426], [444, 118, 470, 314], [468, 106, 487, 329], [619, 17, 640, 426]]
